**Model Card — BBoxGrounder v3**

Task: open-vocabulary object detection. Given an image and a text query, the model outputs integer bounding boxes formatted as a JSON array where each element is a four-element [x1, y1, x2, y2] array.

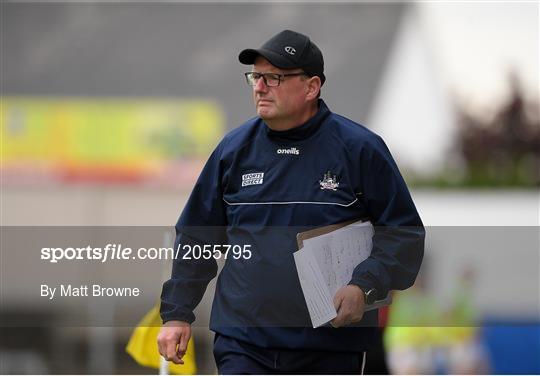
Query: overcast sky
[[420, 2, 538, 108], [369, 1, 538, 173]]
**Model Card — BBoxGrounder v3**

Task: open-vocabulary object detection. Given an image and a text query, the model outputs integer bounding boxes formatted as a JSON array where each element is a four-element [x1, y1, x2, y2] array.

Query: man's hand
[[157, 320, 192, 365], [330, 285, 366, 328]]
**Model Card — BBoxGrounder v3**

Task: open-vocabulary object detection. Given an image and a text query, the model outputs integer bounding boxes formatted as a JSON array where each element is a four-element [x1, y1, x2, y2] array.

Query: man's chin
[[257, 110, 275, 120]]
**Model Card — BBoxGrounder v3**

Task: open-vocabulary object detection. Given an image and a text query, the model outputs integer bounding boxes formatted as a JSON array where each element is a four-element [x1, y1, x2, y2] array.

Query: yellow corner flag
[[126, 305, 197, 375]]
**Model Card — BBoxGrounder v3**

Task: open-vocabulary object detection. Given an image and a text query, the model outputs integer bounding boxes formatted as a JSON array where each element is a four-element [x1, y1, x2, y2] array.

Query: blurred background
[[1, 1, 538, 374]]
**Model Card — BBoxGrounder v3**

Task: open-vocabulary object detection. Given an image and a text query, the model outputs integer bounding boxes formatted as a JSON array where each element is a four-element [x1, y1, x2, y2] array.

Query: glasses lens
[[245, 72, 257, 86], [245, 72, 284, 87], [265, 73, 282, 87]]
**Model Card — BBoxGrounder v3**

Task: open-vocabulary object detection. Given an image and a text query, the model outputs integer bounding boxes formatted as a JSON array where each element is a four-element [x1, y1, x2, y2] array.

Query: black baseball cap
[[239, 29, 326, 85]]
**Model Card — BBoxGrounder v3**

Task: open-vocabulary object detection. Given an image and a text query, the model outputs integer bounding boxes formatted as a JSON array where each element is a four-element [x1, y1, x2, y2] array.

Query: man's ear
[[305, 76, 322, 101]]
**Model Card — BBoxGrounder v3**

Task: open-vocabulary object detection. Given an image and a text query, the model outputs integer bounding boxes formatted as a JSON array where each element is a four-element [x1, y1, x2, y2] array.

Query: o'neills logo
[[276, 147, 300, 155]]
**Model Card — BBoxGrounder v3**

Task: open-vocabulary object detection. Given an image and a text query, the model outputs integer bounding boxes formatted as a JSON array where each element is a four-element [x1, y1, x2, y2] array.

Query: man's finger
[[331, 305, 349, 328], [157, 334, 173, 360], [157, 338, 165, 358], [164, 338, 183, 364], [333, 291, 344, 311], [178, 330, 191, 356], [330, 317, 348, 328], [162, 353, 183, 365], [341, 295, 364, 323]]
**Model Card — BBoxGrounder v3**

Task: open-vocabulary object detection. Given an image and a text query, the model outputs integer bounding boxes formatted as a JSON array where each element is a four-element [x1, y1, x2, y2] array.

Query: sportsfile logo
[[276, 147, 300, 155], [242, 172, 264, 187]]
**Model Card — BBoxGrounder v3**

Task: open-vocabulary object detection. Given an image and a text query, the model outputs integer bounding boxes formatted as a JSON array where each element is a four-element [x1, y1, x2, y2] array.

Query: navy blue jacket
[[161, 100, 424, 352]]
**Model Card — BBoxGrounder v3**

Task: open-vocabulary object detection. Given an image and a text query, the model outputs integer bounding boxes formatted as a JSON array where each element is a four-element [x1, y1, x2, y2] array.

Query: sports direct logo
[[276, 147, 300, 155], [242, 172, 264, 187]]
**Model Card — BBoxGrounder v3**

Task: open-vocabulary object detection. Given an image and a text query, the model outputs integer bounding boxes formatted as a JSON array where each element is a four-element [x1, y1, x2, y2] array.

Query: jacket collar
[[264, 99, 330, 141]]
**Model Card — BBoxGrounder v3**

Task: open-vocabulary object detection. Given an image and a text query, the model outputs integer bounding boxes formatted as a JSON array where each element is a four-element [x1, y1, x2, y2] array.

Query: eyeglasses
[[244, 71, 307, 87]]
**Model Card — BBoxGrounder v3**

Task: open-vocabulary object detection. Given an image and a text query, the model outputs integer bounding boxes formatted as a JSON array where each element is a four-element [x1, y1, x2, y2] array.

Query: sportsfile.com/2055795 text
[[40, 243, 252, 263]]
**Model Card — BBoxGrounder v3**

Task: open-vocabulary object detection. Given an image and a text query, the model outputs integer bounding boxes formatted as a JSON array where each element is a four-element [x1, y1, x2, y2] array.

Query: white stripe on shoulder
[[222, 198, 358, 207]]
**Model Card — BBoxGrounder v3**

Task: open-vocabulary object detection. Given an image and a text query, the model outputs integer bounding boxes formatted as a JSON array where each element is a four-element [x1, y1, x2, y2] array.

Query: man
[[158, 30, 424, 374]]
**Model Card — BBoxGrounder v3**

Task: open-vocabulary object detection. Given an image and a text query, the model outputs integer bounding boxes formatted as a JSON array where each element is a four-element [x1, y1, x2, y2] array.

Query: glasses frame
[[244, 71, 308, 87]]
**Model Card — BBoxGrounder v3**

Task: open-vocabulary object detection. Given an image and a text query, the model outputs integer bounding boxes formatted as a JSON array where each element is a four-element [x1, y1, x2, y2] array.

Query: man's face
[[251, 56, 310, 121]]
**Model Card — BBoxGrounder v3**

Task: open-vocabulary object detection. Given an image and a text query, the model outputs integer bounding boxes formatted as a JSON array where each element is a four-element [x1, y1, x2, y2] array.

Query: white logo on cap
[[284, 46, 296, 55]]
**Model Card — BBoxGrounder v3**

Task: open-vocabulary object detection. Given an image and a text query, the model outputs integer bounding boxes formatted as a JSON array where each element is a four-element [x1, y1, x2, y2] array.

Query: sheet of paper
[[293, 246, 337, 328], [293, 220, 378, 328], [303, 220, 374, 295]]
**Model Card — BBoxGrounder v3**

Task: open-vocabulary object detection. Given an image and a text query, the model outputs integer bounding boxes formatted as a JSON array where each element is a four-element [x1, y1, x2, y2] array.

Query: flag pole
[[159, 230, 174, 375]]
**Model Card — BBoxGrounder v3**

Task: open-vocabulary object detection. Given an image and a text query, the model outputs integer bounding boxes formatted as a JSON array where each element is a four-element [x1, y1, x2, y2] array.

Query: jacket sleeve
[[160, 141, 228, 324], [349, 135, 425, 299]]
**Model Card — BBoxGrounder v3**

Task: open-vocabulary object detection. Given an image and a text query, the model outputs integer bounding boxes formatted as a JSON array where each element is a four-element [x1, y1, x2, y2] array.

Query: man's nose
[[253, 76, 268, 93]]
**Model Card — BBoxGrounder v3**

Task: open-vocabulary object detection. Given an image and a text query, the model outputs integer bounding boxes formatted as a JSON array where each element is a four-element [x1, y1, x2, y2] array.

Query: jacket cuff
[[349, 274, 384, 300], [160, 304, 195, 325]]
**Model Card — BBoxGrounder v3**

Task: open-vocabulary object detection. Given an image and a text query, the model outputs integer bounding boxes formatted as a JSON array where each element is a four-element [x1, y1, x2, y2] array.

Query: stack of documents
[[293, 220, 391, 328]]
